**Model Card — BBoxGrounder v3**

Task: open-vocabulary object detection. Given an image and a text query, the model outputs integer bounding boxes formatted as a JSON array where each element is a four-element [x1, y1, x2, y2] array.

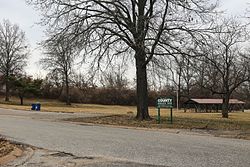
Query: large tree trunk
[[222, 94, 230, 118], [177, 68, 182, 109], [18, 92, 24, 105], [65, 73, 71, 105], [5, 75, 10, 102], [135, 51, 150, 120], [20, 96, 23, 105]]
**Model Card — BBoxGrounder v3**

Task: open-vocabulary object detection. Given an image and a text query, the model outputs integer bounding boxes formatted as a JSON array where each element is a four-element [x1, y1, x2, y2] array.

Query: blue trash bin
[[31, 104, 36, 110], [36, 103, 41, 111], [31, 103, 41, 111]]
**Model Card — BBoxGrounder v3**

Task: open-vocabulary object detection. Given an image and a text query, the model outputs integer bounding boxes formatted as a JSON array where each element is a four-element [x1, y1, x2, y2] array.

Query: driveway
[[0, 108, 249, 167]]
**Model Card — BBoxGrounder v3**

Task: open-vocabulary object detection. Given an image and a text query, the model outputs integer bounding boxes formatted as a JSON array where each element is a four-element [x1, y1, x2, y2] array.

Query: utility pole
[[176, 71, 179, 112]]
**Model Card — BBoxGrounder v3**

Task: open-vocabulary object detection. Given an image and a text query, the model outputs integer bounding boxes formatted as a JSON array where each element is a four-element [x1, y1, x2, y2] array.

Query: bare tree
[[193, 56, 208, 97], [199, 18, 250, 118], [41, 35, 79, 105], [72, 73, 91, 90], [0, 19, 28, 101], [175, 54, 197, 101], [101, 66, 129, 89], [28, 0, 217, 120]]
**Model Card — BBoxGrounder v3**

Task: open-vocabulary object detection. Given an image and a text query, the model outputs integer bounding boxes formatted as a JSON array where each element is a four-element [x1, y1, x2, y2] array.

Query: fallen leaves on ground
[[0, 138, 14, 157]]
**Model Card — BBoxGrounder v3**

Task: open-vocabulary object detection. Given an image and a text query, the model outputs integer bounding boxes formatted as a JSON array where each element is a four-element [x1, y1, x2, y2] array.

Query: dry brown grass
[[1, 96, 250, 139], [0, 97, 249, 123], [64, 113, 250, 140]]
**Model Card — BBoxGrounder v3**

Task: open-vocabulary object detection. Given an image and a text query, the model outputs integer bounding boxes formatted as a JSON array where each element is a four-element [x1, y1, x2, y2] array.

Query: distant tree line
[[2, 69, 250, 110]]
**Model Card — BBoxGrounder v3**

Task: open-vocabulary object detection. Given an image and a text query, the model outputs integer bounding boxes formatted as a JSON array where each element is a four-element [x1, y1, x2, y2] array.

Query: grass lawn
[[0, 96, 250, 139]]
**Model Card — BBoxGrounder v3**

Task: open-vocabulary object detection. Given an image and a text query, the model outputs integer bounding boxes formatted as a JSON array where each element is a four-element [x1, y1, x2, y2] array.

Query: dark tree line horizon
[[1, 70, 250, 110]]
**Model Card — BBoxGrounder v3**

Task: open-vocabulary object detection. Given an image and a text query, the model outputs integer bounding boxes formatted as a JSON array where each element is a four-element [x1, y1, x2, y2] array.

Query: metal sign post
[[157, 107, 161, 124], [170, 107, 173, 124], [156, 97, 173, 124]]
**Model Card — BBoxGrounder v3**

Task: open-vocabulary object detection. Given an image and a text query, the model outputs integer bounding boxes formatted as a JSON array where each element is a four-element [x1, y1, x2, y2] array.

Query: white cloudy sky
[[0, 0, 249, 78]]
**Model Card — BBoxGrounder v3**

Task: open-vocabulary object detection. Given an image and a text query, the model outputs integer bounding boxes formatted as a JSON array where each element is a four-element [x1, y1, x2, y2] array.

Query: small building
[[184, 98, 245, 113]]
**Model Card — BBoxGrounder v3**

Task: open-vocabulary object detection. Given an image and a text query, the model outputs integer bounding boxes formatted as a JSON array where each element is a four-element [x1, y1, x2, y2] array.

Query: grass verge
[[64, 113, 250, 140]]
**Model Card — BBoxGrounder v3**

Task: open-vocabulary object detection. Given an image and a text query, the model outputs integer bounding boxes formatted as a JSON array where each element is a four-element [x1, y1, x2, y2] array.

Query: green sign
[[157, 97, 173, 108]]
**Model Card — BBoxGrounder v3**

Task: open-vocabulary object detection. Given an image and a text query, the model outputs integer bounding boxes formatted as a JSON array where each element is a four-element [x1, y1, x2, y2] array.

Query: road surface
[[0, 108, 249, 167]]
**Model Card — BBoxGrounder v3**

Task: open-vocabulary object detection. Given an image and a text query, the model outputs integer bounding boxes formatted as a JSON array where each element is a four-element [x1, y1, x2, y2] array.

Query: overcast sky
[[0, 0, 249, 78]]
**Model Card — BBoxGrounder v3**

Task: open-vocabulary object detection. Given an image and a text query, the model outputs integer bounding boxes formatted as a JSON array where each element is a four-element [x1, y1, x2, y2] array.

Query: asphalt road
[[0, 108, 250, 167]]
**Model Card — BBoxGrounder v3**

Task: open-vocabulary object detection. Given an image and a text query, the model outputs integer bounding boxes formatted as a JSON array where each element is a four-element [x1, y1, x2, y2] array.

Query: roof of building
[[185, 98, 245, 104]]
